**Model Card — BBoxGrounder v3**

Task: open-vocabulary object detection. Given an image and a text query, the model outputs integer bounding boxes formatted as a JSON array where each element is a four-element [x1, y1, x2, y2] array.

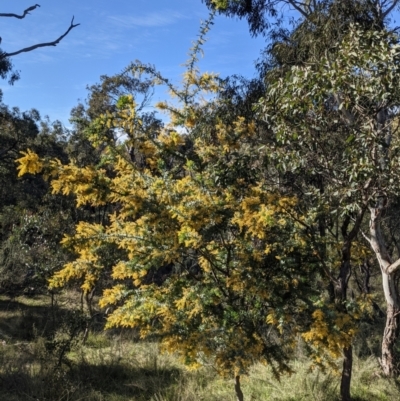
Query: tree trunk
[[234, 375, 244, 401], [340, 345, 353, 401], [325, 212, 361, 401], [380, 273, 400, 376], [336, 227, 356, 401], [368, 206, 400, 377], [336, 259, 352, 401]]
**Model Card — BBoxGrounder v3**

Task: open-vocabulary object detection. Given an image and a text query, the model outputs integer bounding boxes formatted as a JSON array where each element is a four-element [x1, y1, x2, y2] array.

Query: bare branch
[[0, 4, 40, 19], [382, 0, 400, 19], [361, 230, 372, 246], [388, 258, 400, 274], [285, 0, 309, 18], [4, 17, 80, 58]]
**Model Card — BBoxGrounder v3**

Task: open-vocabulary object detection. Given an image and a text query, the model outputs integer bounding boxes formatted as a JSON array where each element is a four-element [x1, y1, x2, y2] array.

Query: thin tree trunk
[[340, 345, 353, 401], [336, 218, 356, 401], [336, 256, 352, 401], [234, 375, 244, 401]]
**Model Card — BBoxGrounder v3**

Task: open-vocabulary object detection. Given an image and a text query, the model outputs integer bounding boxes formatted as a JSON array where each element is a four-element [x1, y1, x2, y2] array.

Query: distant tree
[[0, 4, 79, 84], [0, 110, 75, 295], [0, 2, 80, 295]]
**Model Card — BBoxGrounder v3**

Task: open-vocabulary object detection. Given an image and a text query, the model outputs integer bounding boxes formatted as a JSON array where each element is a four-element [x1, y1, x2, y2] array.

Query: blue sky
[[3, 1, 399, 128], [0, 0, 267, 126]]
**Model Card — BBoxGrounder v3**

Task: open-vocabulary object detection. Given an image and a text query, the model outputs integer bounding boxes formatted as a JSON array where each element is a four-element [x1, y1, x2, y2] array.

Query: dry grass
[[1, 293, 400, 401]]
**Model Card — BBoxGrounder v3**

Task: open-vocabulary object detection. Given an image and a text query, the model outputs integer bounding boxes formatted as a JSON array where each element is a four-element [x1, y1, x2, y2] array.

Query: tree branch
[[4, 16, 80, 58], [382, 0, 400, 19], [285, 0, 309, 18], [361, 230, 372, 246], [0, 4, 40, 19], [388, 258, 400, 274]]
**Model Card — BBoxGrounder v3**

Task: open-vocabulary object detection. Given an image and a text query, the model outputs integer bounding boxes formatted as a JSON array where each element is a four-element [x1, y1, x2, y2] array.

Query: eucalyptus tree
[[260, 28, 400, 401]]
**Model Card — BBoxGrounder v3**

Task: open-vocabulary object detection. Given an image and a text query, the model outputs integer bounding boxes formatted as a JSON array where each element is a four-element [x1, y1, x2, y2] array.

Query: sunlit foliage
[[16, 16, 329, 378]]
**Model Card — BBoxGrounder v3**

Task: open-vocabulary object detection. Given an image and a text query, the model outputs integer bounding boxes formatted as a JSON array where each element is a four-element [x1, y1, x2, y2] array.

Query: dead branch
[[382, 0, 400, 18], [285, 0, 309, 18], [4, 16, 80, 58], [0, 4, 40, 19]]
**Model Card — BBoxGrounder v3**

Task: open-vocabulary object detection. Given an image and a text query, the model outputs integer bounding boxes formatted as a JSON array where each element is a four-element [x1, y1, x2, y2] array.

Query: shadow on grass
[[0, 357, 182, 401], [0, 297, 65, 341], [73, 362, 182, 398], [0, 295, 103, 344], [0, 294, 180, 400]]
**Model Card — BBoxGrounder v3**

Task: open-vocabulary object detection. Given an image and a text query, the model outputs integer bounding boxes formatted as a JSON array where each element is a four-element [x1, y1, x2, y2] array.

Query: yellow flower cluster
[[16, 149, 43, 176]]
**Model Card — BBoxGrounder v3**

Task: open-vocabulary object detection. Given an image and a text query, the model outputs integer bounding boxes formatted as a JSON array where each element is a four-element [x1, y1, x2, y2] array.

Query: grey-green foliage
[[0, 109, 74, 295], [260, 23, 400, 385], [0, 205, 74, 294], [261, 26, 400, 213]]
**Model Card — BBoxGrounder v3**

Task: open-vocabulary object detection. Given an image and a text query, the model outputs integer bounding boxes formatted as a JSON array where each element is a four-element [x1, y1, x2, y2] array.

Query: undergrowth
[[0, 294, 399, 401]]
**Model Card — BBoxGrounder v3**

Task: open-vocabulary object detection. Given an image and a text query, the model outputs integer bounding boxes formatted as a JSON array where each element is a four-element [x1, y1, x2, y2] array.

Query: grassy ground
[[0, 293, 400, 401]]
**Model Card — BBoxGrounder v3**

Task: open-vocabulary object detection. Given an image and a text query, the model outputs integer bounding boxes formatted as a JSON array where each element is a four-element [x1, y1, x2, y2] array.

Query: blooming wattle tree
[[16, 18, 362, 399]]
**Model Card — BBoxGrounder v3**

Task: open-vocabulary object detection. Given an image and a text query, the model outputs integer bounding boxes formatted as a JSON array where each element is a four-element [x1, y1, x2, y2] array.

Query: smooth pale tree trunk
[[381, 285, 400, 376], [367, 206, 400, 376]]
